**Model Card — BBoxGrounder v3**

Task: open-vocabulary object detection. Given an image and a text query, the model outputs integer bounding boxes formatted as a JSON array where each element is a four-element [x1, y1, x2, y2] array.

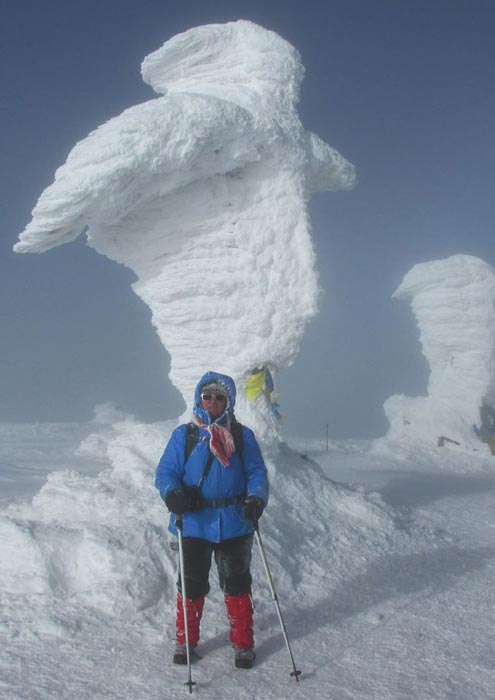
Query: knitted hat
[[200, 382, 228, 397]]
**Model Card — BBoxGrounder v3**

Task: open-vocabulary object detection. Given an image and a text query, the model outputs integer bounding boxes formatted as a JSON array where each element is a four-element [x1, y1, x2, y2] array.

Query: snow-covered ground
[[2, 420, 494, 700]]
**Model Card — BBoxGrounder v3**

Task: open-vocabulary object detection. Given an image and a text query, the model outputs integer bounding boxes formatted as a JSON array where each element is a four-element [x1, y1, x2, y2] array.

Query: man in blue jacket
[[155, 371, 269, 669]]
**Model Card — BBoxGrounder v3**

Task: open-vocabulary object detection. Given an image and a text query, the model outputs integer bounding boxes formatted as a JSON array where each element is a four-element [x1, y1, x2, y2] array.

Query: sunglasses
[[201, 393, 227, 402]]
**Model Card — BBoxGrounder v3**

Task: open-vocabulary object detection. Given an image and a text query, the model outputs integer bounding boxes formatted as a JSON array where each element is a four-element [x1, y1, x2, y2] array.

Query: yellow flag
[[245, 368, 266, 401]]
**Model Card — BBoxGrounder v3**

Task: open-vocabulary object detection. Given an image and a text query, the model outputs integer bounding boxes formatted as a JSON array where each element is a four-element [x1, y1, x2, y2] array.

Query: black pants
[[178, 534, 253, 600]]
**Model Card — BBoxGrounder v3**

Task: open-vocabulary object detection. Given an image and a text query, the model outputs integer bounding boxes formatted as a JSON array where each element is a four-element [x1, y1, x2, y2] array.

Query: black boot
[[173, 643, 200, 665], [234, 647, 256, 669]]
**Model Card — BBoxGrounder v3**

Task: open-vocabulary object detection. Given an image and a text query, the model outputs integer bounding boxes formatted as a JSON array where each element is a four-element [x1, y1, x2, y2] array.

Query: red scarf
[[191, 416, 235, 467]]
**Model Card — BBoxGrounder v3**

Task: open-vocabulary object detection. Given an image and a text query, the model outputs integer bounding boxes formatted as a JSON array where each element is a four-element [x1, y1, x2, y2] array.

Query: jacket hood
[[193, 371, 236, 425]]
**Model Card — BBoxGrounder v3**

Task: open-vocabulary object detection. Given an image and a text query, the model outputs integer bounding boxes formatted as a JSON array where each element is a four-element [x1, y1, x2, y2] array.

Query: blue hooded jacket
[[155, 371, 269, 542]]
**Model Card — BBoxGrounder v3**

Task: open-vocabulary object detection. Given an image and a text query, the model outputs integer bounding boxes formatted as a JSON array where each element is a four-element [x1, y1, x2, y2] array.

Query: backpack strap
[[230, 418, 244, 461], [198, 453, 215, 489], [184, 422, 199, 463]]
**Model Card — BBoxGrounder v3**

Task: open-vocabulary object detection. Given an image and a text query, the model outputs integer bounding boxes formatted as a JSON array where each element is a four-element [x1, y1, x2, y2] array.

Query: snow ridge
[[1, 419, 399, 640]]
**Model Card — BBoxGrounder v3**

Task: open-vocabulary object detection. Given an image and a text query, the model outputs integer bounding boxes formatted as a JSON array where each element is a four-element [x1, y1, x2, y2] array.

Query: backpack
[[184, 418, 244, 463]]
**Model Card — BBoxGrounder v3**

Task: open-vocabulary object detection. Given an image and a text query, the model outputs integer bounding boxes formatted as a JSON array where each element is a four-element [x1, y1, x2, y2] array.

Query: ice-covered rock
[[377, 255, 495, 457], [14, 20, 355, 443]]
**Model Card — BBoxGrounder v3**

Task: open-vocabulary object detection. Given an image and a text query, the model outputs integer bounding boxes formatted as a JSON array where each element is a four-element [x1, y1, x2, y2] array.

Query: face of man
[[200, 389, 227, 419]]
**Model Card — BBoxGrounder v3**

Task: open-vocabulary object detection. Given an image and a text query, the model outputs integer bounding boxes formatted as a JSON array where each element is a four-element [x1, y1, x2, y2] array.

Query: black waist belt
[[202, 495, 246, 508]]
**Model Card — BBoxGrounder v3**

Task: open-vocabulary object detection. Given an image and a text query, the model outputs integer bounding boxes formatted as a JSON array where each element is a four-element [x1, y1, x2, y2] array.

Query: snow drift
[[14, 20, 355, 441], [1, 418, 404, 644], [3, 423, 495, 698], [377, 255, 495, 460]]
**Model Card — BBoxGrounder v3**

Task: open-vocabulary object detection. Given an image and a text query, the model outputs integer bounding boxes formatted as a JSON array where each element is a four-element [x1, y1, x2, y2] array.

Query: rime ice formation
[[14, 20, 355, 441], [380, 255, 495, 454]]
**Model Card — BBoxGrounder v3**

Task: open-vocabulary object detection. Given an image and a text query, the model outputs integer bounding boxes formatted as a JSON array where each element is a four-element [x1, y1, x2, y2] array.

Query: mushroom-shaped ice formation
[[14, 20, 356, 441], [382, 255, 495, 452]]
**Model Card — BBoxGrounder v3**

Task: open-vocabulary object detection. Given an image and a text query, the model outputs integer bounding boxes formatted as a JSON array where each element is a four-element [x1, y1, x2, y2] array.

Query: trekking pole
[[176, 516, 196, 694], [254, 523, 302, 681]]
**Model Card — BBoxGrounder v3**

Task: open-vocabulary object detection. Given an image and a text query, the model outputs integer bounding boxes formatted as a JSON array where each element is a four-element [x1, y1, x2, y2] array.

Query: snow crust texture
[[4, 421, 495, 700], [378, 255, 495, 459], [0, 419, 408, 699], [14, 20, 355, 439]]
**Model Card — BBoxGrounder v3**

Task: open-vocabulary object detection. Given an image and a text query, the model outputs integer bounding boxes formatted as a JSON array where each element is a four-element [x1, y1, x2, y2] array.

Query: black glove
[[243, 496, 264, 524], [165, 486, 202, 514]]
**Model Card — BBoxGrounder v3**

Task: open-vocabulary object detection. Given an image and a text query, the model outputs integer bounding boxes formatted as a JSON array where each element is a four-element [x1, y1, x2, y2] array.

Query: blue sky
[[2, 0, 494, 438]]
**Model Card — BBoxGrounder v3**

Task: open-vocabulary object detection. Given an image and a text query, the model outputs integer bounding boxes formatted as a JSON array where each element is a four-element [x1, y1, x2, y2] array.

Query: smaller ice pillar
[[383, 254, 495, 451]]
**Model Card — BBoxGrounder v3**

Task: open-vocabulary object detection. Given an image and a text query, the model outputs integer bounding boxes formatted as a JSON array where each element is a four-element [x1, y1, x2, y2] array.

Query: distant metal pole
[[326, 423, 329, 451]]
